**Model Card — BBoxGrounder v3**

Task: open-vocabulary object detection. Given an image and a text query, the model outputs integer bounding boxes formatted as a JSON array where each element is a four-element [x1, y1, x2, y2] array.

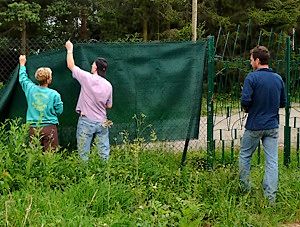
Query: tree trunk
[[21, 21, 26, 54], [79, 8, 89, 40], [143, 18, 148, 41]]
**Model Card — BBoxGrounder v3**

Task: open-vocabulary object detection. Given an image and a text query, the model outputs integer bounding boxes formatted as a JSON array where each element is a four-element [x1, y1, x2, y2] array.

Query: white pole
[[192, 0, 197, 41], [292, 28, 295, 51]]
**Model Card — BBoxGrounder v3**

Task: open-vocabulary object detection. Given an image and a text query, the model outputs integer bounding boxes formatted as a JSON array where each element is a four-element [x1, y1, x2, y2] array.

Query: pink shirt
[[72, 66, 113, 122]]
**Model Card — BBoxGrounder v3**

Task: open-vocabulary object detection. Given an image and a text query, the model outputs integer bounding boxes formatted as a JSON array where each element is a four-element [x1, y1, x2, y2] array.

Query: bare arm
[[65, 40, 75, 70]]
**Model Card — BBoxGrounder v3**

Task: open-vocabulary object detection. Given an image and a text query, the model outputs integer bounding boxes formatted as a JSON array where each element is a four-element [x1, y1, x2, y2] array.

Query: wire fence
[[211, 25, 300, 167], [1, 34, 299, 167], [0, 37, 209, 154]]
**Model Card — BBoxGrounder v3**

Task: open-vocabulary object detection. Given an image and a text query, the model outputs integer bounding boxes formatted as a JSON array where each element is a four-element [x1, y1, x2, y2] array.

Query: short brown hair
[[250, 46, 270, 65], [35, 67, 52, 85]]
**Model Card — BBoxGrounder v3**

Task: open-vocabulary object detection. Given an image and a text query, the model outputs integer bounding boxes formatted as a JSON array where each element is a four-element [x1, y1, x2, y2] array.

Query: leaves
[[0, 0, 300, 41], [0, 1, 40, 27], [248, 0, 300, 30]]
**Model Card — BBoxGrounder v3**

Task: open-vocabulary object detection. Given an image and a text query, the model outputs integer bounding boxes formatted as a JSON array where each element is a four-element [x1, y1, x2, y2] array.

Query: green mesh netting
[[0, 41, 206, 147]]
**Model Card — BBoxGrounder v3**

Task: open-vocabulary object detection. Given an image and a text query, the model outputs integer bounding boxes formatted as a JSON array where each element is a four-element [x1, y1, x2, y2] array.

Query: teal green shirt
[[19, 65, 63, 126]]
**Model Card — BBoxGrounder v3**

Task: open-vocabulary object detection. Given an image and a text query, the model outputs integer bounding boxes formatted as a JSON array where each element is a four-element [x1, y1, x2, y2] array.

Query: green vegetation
[[201, 95, 241, 116], [0, 119, 299, 226], [0, 0, 300, 42]]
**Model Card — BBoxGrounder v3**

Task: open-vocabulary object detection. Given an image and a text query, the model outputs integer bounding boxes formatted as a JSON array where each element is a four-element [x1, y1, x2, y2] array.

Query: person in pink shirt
[[65, 40, 113, 161]]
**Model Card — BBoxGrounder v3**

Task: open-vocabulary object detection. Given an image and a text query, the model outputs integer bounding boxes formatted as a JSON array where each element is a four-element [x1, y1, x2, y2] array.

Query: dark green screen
[[0, 41, 206, 148]]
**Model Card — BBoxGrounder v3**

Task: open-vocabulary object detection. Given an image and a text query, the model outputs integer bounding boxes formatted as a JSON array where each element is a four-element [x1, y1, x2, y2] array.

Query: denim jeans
[[76, 116, 110, 161], [239, 128, 279, 203]]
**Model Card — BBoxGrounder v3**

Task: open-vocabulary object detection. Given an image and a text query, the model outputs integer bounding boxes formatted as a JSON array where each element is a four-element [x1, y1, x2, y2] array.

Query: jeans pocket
[[78, 119, 95, 136], [248, 130, 261, 138], [268, 128, 279, 139]]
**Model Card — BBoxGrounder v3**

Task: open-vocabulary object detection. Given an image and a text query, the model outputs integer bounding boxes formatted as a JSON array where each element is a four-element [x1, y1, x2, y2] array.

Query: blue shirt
[[19, 65, 63, 126], [241, 68, 286, 130]]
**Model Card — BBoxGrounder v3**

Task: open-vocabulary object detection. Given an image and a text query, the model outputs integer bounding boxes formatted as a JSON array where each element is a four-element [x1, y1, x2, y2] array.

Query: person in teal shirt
[[19, 55, 63, 151]]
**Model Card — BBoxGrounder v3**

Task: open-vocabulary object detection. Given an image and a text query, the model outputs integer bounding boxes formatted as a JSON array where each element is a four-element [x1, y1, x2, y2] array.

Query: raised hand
[[19, 55, 26, 66], [65, 40, 73, 52]]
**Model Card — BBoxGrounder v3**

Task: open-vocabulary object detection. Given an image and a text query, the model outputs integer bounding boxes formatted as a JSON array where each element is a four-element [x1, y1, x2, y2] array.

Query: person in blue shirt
[[239, 46, 286, 204], [19, 55, 63, 151]]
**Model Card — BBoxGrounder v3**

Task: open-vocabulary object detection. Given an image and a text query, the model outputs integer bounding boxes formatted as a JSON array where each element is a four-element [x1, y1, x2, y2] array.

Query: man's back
[[71, 66, 113, 122], [65, 41, 113, 161], [241, 68, 286, 130]]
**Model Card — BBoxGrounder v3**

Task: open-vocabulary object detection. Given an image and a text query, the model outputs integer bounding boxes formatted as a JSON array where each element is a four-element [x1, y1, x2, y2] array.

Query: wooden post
[[192, 0, 197, 41]]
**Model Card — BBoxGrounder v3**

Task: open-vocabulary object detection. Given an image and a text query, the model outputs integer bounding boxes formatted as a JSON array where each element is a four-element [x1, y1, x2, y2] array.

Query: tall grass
[[0, 119, 299, 226]]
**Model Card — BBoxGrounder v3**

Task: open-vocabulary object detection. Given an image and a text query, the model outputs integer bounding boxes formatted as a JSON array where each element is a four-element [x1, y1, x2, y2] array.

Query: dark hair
[[95, 57, 108, 77], [250, 46, 270, 65]]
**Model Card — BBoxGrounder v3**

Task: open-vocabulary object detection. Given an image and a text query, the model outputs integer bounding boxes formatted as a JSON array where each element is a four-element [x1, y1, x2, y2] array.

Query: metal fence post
[[284, 36, 291, 167], [207, 36, 215, 168]]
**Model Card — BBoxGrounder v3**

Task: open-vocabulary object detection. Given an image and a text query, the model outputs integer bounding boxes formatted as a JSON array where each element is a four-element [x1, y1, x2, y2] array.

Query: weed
[[0, 118, 299, 226]]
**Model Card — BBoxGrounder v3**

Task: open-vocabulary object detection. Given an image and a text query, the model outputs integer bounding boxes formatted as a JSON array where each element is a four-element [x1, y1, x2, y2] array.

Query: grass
[[0, 119, 299, 226]]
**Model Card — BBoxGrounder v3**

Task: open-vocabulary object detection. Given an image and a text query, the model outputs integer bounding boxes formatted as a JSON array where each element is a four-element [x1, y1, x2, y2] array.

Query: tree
[[44, 0, 100, 40], [43, 0, 74, 39], [0, 1, 41, 52], [1, 0, 300, 44], [248, 0, 300, 33]]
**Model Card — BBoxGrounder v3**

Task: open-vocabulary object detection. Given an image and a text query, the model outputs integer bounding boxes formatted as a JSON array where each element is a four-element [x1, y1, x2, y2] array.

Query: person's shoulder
[[73, 66, 90, 75], [265, 69, 283, 82], [105, 78, 112, 86], [245, 71, 256, 79], [72, 65, 81, 71], [247, 71, 255, 76], [105, 79, 113, 89], [99, 76, 112, 86], [47, 87, 61, 96], [272, 72, 283, 79]]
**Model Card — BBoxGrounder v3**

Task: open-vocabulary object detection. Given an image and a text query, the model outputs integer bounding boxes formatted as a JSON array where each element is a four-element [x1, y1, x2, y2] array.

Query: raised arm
[[19, 55, 35, 93], [65, 40, 75, 70]]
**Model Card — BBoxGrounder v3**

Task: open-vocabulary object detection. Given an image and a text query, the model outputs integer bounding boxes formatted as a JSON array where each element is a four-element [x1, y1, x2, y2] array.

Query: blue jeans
[[239, 128, 279, 203], [76, 116, 110, 161]]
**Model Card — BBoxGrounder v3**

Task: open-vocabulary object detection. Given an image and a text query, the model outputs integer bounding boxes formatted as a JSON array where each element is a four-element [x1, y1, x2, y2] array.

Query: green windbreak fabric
[[0, 41, 206, 147]]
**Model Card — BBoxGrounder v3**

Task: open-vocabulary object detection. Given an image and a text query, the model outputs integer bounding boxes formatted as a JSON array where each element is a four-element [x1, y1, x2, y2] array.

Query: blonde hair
[[35, 67, 52, 85]]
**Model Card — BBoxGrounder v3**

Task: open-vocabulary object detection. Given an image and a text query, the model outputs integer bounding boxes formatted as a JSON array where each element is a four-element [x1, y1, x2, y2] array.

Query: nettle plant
[[117, 113, 157, 150], [0, 118, 77, 194]]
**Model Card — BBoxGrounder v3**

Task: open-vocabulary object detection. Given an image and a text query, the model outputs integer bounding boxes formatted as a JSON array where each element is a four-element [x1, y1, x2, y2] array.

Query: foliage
[[1, 0, 300, 42], [160, 22, 206, 41], [249, 0, 300, 32], [0, 119, 299, 226], [0, 1, 41, 31]]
